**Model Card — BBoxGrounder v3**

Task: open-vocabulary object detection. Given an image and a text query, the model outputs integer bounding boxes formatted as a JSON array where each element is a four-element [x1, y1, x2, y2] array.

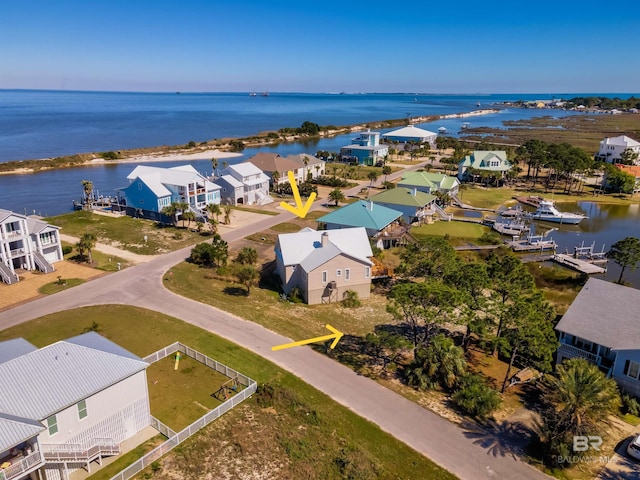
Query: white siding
[[39, 371, 150, 446]]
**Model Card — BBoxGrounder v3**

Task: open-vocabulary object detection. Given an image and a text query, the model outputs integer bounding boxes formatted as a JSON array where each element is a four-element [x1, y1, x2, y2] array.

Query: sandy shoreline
[[0, 108, 500, 175], [90, 148, 243, 165]]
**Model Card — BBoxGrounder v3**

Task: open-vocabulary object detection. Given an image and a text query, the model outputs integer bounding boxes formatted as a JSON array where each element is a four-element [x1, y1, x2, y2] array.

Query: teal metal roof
[[316, 200, 402, 231]]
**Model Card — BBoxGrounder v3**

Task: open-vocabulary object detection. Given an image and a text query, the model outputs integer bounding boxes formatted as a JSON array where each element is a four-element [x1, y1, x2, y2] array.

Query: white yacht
[[530, 200, 587, 225]]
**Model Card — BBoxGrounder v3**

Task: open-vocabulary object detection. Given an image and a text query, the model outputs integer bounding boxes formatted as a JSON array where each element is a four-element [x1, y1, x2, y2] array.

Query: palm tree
[[314, 164, 321, 179], [81, 180, 94, 210], [542, 358, 620, 457], [177, 201, 189, 227], [182, 210, 196, 229], [271, 170, 280, 193], [329, 188, 345, 206], [206, 203, 222, 224], [223, 204, 232, 224], [236, 265, 259, 296], [211, 157, 218, 178], [406, 334, 467, 391], [77, 232, 97, 264], [161, 202, 179, 225], [382, 165, 392, 182], [367, 171, 379, 197], [302, 155, 309, 180]]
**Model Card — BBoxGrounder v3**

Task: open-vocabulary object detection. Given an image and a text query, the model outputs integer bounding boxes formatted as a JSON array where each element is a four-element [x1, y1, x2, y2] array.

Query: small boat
[[529, 200, 587, 225], [249, 92, 257, 97], [476, 101, 481, 107], [461, 122, 471, 129], [438, 127, 448, 134], [261, 91, 269, 97]]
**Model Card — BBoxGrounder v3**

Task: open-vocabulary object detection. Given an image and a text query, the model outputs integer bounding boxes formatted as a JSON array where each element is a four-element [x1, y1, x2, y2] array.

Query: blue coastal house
[[340, 130, 389, 166], [316, 200, 404, 249], [117, 164, 221, 219], [556, 278, 640, 399]]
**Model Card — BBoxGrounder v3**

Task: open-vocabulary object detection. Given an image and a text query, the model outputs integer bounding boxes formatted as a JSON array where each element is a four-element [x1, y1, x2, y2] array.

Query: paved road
[[0, 162, 551, 480]]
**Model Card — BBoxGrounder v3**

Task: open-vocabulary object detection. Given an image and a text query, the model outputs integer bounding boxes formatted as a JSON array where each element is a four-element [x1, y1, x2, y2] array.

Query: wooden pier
[[552, 254, 607, 274], [506, 235, 556, 252]]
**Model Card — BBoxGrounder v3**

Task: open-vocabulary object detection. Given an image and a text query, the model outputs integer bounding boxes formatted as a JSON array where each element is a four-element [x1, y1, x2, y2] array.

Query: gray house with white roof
[[274, 227, 373, 304], [555, 278, 640, 398], [0, 332, 150, 480]]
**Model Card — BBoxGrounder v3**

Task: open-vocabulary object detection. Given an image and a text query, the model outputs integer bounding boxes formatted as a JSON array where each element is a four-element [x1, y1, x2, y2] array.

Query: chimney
[[321, 232, 329, 247], [369, 200, 374, 211], [412, 187, 417, 196]]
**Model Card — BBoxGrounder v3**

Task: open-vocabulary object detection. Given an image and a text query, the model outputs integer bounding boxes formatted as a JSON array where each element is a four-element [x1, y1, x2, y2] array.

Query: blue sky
[[1, 0, 638, 94]]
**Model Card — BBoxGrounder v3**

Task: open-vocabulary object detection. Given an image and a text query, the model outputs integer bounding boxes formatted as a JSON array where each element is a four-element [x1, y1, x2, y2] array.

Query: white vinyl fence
[[109, 343, 257, 480]]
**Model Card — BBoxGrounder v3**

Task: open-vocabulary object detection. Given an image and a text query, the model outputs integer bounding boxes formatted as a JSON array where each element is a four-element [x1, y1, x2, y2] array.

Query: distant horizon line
[[1, 88, 638, 98]]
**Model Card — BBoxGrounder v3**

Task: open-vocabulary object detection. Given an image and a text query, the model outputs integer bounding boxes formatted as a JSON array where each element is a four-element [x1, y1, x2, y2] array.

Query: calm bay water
[[0, 90, 638, 287]]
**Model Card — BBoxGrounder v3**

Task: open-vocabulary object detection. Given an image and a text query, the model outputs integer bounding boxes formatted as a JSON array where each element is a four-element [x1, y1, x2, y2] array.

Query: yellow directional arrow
[[272, 324, 344, 351], [279, 170, 317, 218]]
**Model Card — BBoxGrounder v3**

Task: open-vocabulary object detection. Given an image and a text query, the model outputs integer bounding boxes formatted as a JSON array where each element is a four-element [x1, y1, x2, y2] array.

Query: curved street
[[0, 165, 552, 480]]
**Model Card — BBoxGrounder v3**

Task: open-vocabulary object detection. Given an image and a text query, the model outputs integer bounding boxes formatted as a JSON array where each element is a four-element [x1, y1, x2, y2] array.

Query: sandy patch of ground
[[91, 148, 243, 165], [0, 261, 104, 311]]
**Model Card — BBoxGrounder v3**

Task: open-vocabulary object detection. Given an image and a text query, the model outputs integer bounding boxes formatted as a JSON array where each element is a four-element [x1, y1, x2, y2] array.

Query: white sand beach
[[91, 148, 243, 165]]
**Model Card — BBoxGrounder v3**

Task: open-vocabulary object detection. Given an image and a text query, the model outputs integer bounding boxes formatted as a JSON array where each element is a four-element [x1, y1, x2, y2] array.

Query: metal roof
[[555, 278, 640, 350], [276, 228, 372, 267], [369, 187, 435, 207], [316, 200, 402, 231], [382, 125, 438, 139], [0, 335, 148, 421], [0, 414, 45, 451], [0, 338, 37, 365]]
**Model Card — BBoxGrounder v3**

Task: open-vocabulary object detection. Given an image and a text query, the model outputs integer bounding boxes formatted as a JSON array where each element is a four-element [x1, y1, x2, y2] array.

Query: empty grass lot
[[0, 306, 454, 480], [47, 211, 213, 255]]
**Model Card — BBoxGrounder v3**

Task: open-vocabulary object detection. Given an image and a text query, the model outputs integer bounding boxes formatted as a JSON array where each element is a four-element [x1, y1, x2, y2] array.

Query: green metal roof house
[[316, 200, 405, 248], [457, 151, 512, 181], [398, 171, 460, 195], [369, 188, 435, 224]]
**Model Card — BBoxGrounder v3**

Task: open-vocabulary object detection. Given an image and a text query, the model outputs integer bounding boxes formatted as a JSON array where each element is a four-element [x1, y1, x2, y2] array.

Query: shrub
[[100, 151, 119, 160], [342, 290, 361, 308], [622, 393, 640, 416], [311, 175, 352, 187], [478, 231, 502, 245], [62, 245, 73, 255], [289, 287, 304, 303], [452, 374, 501, 419]]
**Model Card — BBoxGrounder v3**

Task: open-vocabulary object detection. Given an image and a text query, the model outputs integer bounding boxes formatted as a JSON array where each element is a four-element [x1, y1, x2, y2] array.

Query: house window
[[365, 266, 370, 279], [345, 268, 350, 281], [336, 269, 342, 277], [77, 400, 88, 420], [625, 360, 640, 380], [322, 271, 327, 284], [47, 415, 58, 436]]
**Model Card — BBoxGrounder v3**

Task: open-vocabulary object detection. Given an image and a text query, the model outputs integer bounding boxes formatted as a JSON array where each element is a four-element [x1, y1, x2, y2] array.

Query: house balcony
[[9, 248, 26, 258], [0, 449, 45, 480], [2, 230, 24, 239], [557, 342, 600, 364]]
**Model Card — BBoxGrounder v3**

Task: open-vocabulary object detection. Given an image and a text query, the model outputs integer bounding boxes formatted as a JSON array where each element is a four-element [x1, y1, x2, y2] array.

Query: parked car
[[627, 434, 640, 461]]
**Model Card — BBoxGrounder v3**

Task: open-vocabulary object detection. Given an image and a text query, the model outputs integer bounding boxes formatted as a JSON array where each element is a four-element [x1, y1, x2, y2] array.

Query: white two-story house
[[0, 332, 151, 480], [596, 135, 640, 165], [0, 209, 63, 285], [216, 163, 271, 205], [555, 278, 640, 398]]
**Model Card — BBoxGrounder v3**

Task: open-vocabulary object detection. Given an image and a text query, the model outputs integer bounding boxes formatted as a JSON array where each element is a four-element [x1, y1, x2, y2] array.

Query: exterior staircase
[[42, 438, 120, 465], [33, 251, 55, 273], [0, 262, 19, 285], [433, 204, 453, 221]]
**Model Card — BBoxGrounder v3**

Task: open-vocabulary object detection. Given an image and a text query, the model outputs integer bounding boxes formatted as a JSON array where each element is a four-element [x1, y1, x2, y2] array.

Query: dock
[[506, 234, 556, 252], [552, 254, 607, 274]]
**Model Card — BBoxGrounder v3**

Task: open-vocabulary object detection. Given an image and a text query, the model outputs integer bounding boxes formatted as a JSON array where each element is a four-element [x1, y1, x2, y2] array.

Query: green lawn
[[0, 306, 454, 480], [38, 278, 85, 294], [164, 263, 392, 341], [47, 211, 212, 255], [147, 355, 231, 431], [412, 221, 491, 243]]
